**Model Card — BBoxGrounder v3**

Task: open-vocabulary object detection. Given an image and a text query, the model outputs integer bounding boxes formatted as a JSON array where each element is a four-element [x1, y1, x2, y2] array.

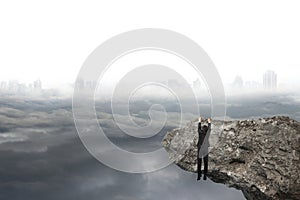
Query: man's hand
[[199, 116, 202, 122], [208, 118, 211, 123]]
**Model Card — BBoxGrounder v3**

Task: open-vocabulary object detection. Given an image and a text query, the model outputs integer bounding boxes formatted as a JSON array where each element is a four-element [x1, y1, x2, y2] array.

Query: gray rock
[[162, 116, 300, 200]]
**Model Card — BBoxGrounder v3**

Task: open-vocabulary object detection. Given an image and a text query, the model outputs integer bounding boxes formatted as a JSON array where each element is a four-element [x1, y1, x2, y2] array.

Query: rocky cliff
[[162, 116, 300, 200]]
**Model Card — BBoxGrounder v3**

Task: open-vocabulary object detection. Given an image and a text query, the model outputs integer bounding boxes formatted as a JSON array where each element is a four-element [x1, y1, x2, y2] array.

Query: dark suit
[[197, 121, 211, 180]]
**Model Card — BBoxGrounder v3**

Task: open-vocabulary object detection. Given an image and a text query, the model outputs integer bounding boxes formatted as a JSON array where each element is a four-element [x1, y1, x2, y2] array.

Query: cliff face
[[162, 116, 300, 200]]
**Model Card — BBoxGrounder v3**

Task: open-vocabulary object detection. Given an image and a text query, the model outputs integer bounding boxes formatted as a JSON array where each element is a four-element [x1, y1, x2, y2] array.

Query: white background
[[1, 0, 300, 89]]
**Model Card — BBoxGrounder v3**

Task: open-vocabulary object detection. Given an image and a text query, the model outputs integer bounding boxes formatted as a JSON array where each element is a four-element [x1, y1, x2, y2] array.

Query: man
[[197, 117, 211, 181]]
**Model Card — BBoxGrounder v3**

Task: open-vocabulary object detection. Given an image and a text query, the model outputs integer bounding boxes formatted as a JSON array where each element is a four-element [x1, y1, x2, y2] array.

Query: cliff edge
[[162, 116, 300, 200]]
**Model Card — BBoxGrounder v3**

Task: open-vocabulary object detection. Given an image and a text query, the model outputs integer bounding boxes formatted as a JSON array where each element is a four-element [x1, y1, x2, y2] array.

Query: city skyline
[[2, 69, 300, 97], [0, 69, 284, 90], [232, 70, 278, 89], [1, 66, 298, 89]]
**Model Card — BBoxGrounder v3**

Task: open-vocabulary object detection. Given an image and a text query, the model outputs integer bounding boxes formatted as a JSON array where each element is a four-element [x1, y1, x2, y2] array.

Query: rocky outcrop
[[162, 116, 300, 200]]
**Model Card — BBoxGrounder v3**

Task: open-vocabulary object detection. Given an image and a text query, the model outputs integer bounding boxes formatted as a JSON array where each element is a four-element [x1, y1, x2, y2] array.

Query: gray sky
[[1, 0, 300, 89]]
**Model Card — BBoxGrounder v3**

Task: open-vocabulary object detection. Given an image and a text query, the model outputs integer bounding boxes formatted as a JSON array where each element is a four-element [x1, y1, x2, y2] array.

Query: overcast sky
[[1, 0, 300, 89]]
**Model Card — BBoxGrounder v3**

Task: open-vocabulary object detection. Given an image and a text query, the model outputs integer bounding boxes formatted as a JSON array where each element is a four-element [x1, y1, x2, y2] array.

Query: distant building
[[0, 81, 7, 90], [33, 79, 42, 89], [8, 80, 19, 92], [75, 78, 85, 90], [232, 76, 243, 88], [0, 79, 46, 95], [74, 78, 98, 90], [85, 80, 97, 89], [263, 70, 277, 90]]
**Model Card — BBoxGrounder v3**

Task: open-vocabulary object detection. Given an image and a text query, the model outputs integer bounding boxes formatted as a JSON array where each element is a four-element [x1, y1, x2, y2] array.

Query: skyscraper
[[33, 79, 42, 90], [263, 70, 277, 90], [233, 75, 243, 88]]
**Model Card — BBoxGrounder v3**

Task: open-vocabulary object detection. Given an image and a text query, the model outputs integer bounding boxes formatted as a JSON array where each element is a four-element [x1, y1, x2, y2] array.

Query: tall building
[[31, 79, 42, 94], [263, 70, 277, 90], [233, 75, 243, 88], [75, 78, 85, 90], [33, 79, 42, 89], [8, 80, 19, 92], [0, 81, 7, 90]]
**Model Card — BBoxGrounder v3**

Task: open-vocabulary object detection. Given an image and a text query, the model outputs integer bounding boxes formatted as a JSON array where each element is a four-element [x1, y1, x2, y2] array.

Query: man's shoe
[[203, 176, 207, 180]]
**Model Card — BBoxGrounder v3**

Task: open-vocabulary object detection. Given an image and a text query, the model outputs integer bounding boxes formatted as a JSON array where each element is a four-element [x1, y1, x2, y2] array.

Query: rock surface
[[162, 116, 300, 200]]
